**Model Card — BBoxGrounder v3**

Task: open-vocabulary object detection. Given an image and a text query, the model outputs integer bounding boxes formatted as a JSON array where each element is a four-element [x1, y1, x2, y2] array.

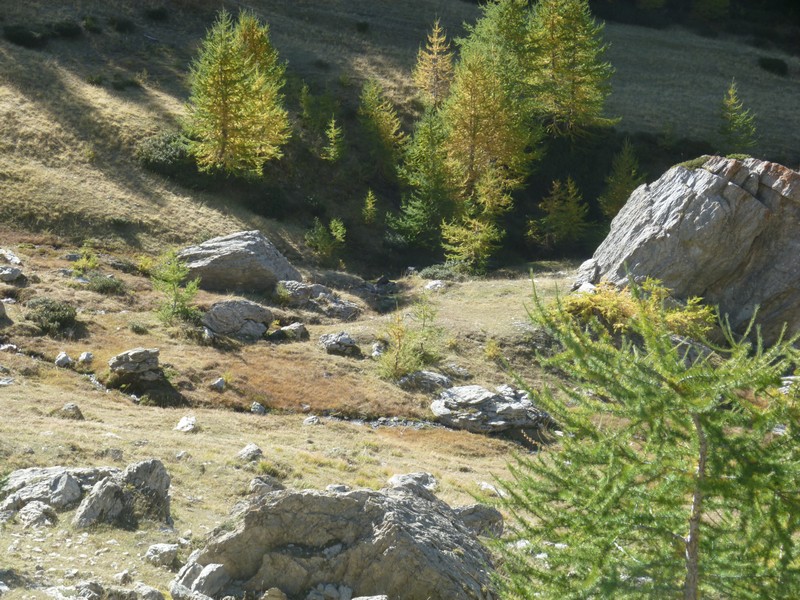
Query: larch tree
[[526, 0, 615, 137], [358, 80, 407, 180], [719, 78, 757, 155], [528, 177, 589, 250], [598, 138, 646, 219], [496, 283, 800, 599], [412, 18, 454, 109], [186, 10, 290, 177]]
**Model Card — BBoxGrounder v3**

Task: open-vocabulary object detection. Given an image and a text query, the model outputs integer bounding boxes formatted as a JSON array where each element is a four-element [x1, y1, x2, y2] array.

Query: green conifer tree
[[186, 10, 290, 177], [529, 177, 589, 250], [496, 284, 800, 599], [719, 78, 757, 155], [321, 116, 345, 162], [391, 109, 454, 251], [527, 0, 615, 137], [358, 80, 406, 180], [412, 19, 454, 108], [362, 189, 377, 225], [598, 138, 646, 219]]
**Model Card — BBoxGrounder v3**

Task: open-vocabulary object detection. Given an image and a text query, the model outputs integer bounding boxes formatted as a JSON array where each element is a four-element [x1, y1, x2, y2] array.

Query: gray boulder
[[397, 371, 452, 393], [319, 332, 362, 358], [236, 443, 263, 462], [268, 322, 310, 342], [0, 466, 116, 512], [170, 487, 496, 600], [145, 543, 180, 567], [431, 385, 551, 434], [387, 472, 438, 493], [17, 500, 58, 528], [179, 231, 301, 293], [55, 352, 73, 368], [277, 280, 332, 307], [574, 156, 800, 345], [453, 504, 504, 538], [72, 459, 171, 529], [54, 402, 85, 421], [202, 299, 273, 340], [108, 348, 160, 377], [134, 584, 165, 600], [0, 266, 22, 283], [311, 294, 361, 321]]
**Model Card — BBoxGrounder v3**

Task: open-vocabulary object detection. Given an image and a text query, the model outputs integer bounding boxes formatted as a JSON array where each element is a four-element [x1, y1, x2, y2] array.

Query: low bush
[[376, 295, 442, 380], [86, 273, 126, 295], [82, 16, 102, 33], [418, 262, 468, 281], [26, 298, 78, 336], [143, 7, 169, 21], [135, 131, 196, 178], [3, 25, 49, 49], [758, 56, 789, 76], [108, 17, 135, 33], [51, 20, 82, 39]]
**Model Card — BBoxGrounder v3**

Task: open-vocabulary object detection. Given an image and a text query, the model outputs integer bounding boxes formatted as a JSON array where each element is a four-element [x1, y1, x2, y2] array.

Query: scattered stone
[[0, 581, 10, 595], [261, 589, 288, 600], [0, 248, 21, 265], [398, 370, 452, 393], [175, 451, 189, 461], [145, 543, 179, 568], [431, 385, 552, 434], [78, 352, 94, 365], [55, 402, 85, 421], [174, 416, 198, 433], [251, 402, 267, 415], [477, 482, 506, 498], [170, 487, 496, 600], [236, 443, 263, 462], [249, 476, 285, 496], [0, 267, 22, 283], [310, 294, 361, 321], [305, 583, 354, 600], [179, 230, 302, 293], [0, 378, 13, 387], [319, 332, 362, 358], [113, 571, 133, 585], [453, 504, 504, 538], [574, 156, 800, 345], [277, 280, 332, 307], [424, 279, 447, 292], [0, 344, 19, 353], [17, 500, 58, 528], [268, 322, 310, 342], [54, 352, 73, 368], [133, 583, 165, 600], [202, 299, 273, 340], [209, 378, 226, 392], [109, 348, 160, 374], [72, 459, 172, 529], [303, 415, 320, 426], [387, 472, 438, 492], [370, 341, 387, 358], [326, 484, 351, 494], [0, 467, 92, 512], [440, 363, 473, 380]]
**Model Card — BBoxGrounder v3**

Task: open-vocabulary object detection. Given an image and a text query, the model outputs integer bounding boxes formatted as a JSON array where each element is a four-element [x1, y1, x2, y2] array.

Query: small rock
[[78, 352, 94, 365], [319, 332, 362, 358], [0, 378, 13, 387], [453, 503, 504, 537], [249, 476, 285, 496], [0, 266, 22, 282], [260, 588, 288, 600], [303, 415, 320, 426], [0, 248, 21, 265], [210, 377, 226, 392], [279, 322, 309, 341], [113, 571, 133, 585], [54, 352, 74, 368], [478, 481, 506, 498], [144, 543, 179, 567], [397, 370, 452, 393], [56, 402, 85, 421], [325, 484, 351, 493], [0, 344, 19, 353], [175, 451, 189, 461], [424, 279, 447, 292], [388, 472, 438, 492], [191, 564, 229, 597], [251, 402, 267, 415], [0, 582, 10, 595], [17, 500, 58, 529], [174, 416, 198, 433], [134, 583, 165, 600], [108, 348, 160, 374], [310, 294, 361, 320], [236, 443, 263, 462]]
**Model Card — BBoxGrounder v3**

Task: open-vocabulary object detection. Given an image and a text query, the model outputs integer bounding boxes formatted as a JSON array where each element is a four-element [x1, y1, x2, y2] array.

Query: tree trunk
[[684, 413, 707, 600]]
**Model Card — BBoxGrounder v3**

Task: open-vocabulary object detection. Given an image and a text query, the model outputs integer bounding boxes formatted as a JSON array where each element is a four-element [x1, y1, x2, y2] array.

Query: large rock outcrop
[[575, 156, 800, 344], [171, 487, 497, 600], [179, 231, 301, 293]]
